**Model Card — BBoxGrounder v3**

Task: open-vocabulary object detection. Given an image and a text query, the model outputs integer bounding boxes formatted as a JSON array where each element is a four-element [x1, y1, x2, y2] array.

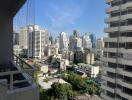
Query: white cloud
[[45, 2, 85, 30]]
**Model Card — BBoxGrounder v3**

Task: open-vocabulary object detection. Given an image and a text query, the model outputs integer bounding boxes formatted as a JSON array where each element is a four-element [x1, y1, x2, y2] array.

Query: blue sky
[[35, 0, 107, 38]]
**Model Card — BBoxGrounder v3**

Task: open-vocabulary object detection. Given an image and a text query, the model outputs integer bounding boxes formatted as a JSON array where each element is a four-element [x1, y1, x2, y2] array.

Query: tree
[[51, 82, 75, 100], [19, 49, 28, 58], [51, 58, 60, 67]]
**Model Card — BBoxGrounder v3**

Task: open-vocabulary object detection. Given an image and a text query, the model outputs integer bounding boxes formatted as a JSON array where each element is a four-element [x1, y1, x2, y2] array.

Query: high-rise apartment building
[[69, 30, 82, 51], [101, 0, 132, 100], [28, 25, 49, 60], [13, 33, 19, 45], [82, 33, 92, 49], [19, 27, 28, 49], [69, 36, 82, 51], [59, 32, 69, 50], [90, 34, 96, 48], [96, 38, 104, 59]]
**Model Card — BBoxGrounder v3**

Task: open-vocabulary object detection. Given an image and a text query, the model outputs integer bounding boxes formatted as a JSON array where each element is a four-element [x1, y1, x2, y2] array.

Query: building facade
[[69, 36, 82, 51], [96, 38, 104, 59], [28, 25, 49, 60], [101, 0, 132, 100], [90, 34, 96, 48], [46, 44, 59, 56], [13, 33, 19, 45], [82, 33, 92, 49], [77, 63, 99, 78], [19, 27, 28, 49], [59, 32, 69, 50]]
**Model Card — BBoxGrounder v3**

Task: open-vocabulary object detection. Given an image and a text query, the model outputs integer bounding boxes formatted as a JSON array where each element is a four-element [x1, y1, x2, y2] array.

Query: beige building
[[74, 49, 94, 65], [28, 25, 48, 60], [78, 63, 99, 78], [46, 44, 58, 56], [102, 0, 132, 100], [60, 59, 69, 71], [61, 50, 74, 62], [84, 49, 95, 65], [13, 45, 22, 56], [19, 27, 28, 49]]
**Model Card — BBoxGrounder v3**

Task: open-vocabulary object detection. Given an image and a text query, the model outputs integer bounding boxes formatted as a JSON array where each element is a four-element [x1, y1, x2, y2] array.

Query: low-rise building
[[61, 50, 74, 62], [13, 45, 22, 56], [74, 94, 102, 100], [78, 63, 100, 78], [60, 59, 69, 71], [46, 44, 58, 56], [84, 49, 94, 64], [74, 48, 95, 64]]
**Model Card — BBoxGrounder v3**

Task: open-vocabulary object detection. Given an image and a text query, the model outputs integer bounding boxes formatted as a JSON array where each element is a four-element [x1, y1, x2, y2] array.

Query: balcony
[[105, 14, 132, 23], [102, 57, 116, 63], [101, 93, 114, 100], [106, 6, 119, 13], [103, 48, 116, 53], [103, 37, 117, 42], [121, 92, 132, 100], [106, 2, 132, 13], [105, 25, 132, 33], [0, 55, 39, 100], [102, 75, 115, 83], [101, 84, 115, 93], [104, 67, 116, 73]]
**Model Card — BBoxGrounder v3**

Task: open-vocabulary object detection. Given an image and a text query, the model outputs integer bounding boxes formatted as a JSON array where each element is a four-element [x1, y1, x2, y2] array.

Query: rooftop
[[78, 63, 98, 68]]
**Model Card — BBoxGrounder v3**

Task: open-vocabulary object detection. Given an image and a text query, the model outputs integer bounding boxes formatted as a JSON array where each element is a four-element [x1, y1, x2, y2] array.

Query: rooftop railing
[[0, 55, 37, 90]]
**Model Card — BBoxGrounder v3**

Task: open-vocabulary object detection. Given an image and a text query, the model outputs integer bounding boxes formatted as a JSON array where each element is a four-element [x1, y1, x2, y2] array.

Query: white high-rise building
[[96, 38, 104, 58], [102, 0, 132, 100], [59, 32, 68, 50], [55, 37, 60, 48], [96, 38, 104, 50], [19, 27, 28, 49], [82, 33, 92, 49], [28, 25, 49, 60], [69, 35, 82, 51]]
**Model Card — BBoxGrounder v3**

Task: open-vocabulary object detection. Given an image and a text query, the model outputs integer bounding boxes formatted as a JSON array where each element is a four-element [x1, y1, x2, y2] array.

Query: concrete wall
[[0, 12, 13, 64], [7, 84, 39, 100], [0, 0, 26, 64], [0, 80, 8, 100]]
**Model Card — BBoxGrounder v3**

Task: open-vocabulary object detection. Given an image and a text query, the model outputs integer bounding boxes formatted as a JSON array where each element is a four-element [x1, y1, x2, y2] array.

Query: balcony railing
[[0, 55, 37, 90]]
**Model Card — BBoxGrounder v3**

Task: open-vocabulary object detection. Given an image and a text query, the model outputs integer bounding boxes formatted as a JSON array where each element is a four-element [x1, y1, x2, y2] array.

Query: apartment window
[[123, 87, 132, 95], [125, 42, 132, 49], [109, 32, 119, 38], [117, 84, 122, 89], [122, 97, 128, 100], [108, 62, 117, 68], [104, 42, 108, 48], [103, 52, 107, 57], [123, 76, 132, 84], [106, 91, 115, 98], [115, 94, 122, 99], [107, 72, 115, 78], [127, 19, 132, 25], [117, 74, 123, 79], [108, 52, 117, 58], [121, 10, 127, 15], [124, 65, 132, 72], [107, 81, 115, 88], [109, 42, 118, 48]]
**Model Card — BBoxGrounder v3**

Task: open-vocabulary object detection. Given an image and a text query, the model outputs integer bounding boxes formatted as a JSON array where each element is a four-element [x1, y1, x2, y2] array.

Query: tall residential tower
[[101, 0, 132, 100]]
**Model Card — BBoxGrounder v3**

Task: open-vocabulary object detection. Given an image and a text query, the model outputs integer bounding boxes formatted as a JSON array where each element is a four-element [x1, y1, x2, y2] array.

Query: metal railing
[[0, 55, 37, 90]]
